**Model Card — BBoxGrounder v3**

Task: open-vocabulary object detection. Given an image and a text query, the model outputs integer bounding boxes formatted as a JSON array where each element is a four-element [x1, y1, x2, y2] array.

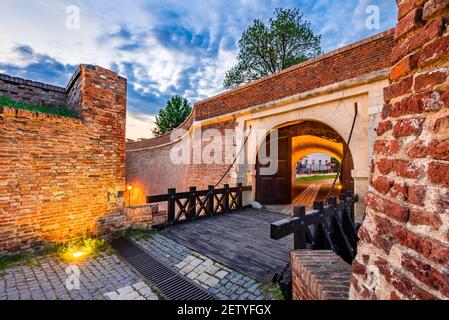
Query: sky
[[0, 0, 398, 140]]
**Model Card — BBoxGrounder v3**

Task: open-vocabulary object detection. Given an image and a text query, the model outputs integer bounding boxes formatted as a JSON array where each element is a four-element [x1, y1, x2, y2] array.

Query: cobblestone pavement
[[0, 253, 159, 300], [0, 234, 280, 300], [104, 282, 159, 300], [135, 234, 278, 300]]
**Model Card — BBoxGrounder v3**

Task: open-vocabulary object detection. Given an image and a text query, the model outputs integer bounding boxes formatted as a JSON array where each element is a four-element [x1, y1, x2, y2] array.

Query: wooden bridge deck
[[160, 208, 293, 283]]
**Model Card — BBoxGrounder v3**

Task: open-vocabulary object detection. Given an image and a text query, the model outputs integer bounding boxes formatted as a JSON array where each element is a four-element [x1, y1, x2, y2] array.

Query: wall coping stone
[[291, 250, 352, 300], [0, 73, 66, 93], [0, 106, 83, 125]]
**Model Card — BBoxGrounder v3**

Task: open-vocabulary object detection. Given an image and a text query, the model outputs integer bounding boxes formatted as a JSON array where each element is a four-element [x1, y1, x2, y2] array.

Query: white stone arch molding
[[243, 116, 359, 173]]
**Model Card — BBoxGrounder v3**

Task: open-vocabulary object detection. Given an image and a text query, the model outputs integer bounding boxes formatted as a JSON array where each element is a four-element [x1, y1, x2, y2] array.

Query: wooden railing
[[147, 184, 252, 225], [270, 192, 359, 264]]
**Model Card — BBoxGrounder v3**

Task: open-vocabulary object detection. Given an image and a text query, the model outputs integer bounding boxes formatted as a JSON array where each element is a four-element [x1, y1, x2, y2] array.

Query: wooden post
[[328, 196, 337, 206], [293, 206, 306, 250], [207, 185, 214, 216], [346, 191, 355, 222], [224, 184, 230, 213], [314, 200, 324, 212], [313, 200, 326, 248], [188, 187, 197, 220], [237, 183, 243, 209], [168, 188, 176, 223]]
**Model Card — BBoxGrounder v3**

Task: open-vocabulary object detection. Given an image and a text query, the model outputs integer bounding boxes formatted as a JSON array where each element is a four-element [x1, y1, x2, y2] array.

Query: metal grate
[[111, 238, 215, 300]]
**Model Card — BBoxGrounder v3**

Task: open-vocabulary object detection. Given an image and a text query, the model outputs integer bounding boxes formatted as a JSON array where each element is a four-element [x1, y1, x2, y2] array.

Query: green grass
[[0, 96, 79, 119], [260, 283, 284, 300], [0, 245, 59, 274], [0, 237, 112, 273], [110, 227, 157, 241], [296, 174, 337, 184], [57, 237, 112, 262]]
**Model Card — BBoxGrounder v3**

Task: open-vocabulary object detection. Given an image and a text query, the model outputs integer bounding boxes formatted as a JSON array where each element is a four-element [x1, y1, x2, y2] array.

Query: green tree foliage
[[152, 95, 192, 137], [224, 8, 322, 89]]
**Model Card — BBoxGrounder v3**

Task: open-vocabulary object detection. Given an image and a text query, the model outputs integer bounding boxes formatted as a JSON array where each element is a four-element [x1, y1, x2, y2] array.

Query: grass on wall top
[[0, 96, 79, 119]]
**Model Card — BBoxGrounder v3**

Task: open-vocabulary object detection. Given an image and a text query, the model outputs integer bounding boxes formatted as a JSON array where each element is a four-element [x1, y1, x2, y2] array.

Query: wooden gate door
[[256, 128, 292, 205], [340, 152, 355, 193]]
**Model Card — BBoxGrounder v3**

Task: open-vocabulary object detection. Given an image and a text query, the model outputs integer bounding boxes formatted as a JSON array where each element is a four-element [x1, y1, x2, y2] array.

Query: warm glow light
[[72, 251, 86, 259], [127, 185, 133, 191]]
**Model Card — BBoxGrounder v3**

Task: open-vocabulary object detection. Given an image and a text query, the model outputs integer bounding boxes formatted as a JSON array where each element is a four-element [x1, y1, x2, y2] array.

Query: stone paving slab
[[104, 282, 159, 300], [0, 233, 281, 300], [135, 234, 279, 300], [0, 253, 158, 300]]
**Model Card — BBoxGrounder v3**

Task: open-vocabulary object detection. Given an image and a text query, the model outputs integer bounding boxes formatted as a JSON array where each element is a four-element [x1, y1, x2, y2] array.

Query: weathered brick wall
[[126, 144, 189, 206], [350, 1, 449, 300], [0, 65, 130, 253], [291, 251, 352, 300], [126, 120, 236, 205], [0, 74, 67, 109], [101, 204, 166, 232], [194, 30, 394, 120]]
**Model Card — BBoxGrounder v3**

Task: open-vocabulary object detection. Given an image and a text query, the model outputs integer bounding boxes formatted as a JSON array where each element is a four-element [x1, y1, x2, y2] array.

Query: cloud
[[126, 112, 156, 140], [0, 45, 76, 87]]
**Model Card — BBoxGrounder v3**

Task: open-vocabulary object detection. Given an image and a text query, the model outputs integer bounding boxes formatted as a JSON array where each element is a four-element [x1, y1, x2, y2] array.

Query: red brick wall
[[0, 73, 67, 110], [351, 1, 449, 300], [0, 65, 129, 253], [194, 30, 394, 120], [291, 251, 352, 300], [126, 119, 236, 205]]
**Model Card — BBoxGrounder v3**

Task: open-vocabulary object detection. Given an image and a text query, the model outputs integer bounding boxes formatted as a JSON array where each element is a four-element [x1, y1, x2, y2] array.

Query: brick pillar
[[67, 64, 128, 233], [292, 251, 352, 300], [350, 1, 449, 300]]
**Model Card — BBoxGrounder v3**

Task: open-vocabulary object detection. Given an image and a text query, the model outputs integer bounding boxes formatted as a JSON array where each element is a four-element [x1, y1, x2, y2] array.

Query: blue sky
[[0, 0, 397, 139]]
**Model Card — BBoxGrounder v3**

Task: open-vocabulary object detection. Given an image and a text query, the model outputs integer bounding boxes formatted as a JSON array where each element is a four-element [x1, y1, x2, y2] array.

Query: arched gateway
[[255, 120, 354, 205]]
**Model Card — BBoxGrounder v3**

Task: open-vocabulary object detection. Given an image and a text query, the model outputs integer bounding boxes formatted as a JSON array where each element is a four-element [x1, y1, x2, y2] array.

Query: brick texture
[[0, 74, 67, 109], [291, 250, 352, 300], [0, 65, 134, 253], [351, 1, 449, 300]]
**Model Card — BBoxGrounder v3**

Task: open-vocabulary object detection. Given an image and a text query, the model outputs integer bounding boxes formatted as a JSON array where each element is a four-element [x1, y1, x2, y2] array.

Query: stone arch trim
[[253, 119, 355, 204]]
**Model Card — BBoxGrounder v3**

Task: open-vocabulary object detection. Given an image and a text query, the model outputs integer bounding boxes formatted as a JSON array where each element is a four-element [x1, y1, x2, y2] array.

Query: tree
[[224, 8, 322, 89], [152, 95, 192, 137]]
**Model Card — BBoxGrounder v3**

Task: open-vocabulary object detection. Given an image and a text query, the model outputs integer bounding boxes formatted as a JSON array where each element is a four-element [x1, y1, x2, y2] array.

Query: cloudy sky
[[0, 0, 397, 140]]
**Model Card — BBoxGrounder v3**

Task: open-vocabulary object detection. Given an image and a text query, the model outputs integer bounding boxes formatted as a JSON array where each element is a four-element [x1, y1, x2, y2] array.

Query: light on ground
[[72, 251, 86, 259]]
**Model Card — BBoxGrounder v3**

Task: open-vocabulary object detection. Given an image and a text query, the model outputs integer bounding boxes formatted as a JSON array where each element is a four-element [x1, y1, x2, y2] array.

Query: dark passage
[[160, 209, 294, 283]]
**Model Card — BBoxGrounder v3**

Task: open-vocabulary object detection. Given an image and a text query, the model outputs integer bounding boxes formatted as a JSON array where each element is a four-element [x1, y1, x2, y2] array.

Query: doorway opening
[[256, 120, 354, 214], [293, 153, 341, 208]]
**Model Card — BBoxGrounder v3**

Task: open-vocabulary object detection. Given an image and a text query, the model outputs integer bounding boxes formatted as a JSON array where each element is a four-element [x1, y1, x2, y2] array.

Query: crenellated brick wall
[[0, 65, 134, 253], [0, 74, 67, 110], [350, 0, 449, 300]]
